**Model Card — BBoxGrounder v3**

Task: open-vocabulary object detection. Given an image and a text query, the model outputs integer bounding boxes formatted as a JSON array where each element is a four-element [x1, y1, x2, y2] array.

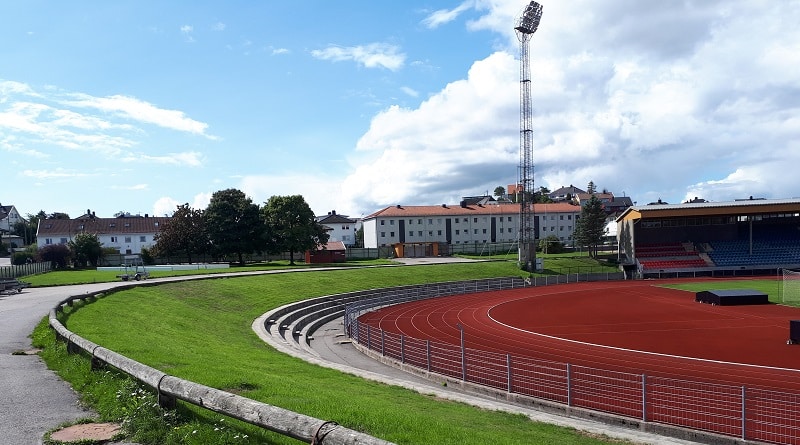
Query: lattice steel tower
[[515, 1, 543, 272]]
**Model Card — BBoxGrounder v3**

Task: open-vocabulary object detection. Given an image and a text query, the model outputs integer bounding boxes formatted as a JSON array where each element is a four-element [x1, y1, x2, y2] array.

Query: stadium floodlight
[[515, 1, 543, 272], [515, 1, 543, 35]]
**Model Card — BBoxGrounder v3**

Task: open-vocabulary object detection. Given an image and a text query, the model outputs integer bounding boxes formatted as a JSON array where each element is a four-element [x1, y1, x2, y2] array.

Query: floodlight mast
[[515, 1, 542, 272]]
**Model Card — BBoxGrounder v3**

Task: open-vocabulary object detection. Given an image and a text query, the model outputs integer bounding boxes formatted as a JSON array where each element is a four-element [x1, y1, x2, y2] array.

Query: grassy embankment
[[36, 257, 634, 444]]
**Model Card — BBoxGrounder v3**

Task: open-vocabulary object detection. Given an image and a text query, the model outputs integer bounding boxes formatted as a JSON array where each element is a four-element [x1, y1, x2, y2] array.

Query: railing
[[49, 290, 394, 445], [0, 261, 51, 279], [345, 282, 800, 445]]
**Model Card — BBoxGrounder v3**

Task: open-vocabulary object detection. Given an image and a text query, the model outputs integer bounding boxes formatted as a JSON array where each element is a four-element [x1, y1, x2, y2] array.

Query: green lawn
[[40, 261, 638, 445]]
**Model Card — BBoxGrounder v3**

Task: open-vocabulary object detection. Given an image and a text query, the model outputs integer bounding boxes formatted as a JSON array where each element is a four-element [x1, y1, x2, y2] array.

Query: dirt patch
[[50, 422, 121, 443]]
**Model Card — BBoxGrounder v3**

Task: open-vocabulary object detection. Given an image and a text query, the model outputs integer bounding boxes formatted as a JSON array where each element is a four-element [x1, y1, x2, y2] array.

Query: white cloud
[[211, 22, 225, 32], [422, 1, 475, 29], [335, 0, 800, 214], [22, 168, 98, 179], [152, 192, 211, 216], [63, 94, 215, 138], [400, 86, 419, 97], [122, 151, 204, 167], [311, 43, 405, 71]]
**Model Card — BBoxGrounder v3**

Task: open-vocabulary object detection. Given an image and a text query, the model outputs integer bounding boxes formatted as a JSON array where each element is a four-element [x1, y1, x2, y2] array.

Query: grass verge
[[40, 261, 636, 445]]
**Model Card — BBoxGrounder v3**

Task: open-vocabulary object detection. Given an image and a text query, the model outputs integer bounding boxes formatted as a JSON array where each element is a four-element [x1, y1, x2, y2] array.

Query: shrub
[[11, 251, 33, 265]]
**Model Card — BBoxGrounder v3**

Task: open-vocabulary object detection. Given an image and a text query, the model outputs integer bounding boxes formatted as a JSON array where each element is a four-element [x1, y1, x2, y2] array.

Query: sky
[[2, 1, 799, 220]]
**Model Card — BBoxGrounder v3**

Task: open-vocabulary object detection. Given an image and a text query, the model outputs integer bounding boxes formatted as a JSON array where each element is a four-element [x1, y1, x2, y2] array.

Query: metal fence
[[344, 279, 800, 445], [0, 261, 51, 279]]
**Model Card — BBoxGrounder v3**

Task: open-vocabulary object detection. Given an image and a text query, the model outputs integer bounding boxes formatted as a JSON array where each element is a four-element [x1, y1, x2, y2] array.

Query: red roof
[[37, 216, 170, 236]]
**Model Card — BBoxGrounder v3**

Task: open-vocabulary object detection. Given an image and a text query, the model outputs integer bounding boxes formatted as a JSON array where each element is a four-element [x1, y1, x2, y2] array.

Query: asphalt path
[[0, 281, 122, 445]]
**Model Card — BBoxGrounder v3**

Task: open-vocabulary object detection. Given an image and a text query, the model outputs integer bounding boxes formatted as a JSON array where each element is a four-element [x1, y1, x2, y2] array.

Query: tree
[[538, 234, 564, 254], [153, 203, 209, 263], [587, 181, 596, 195], [47, 212, 70, 220], [573, 195, 606, 258], [262, 195, 329, 265], [535, 186, 553, 203], [69, 232, 103, 267], [204, 189, 265, 265], [493, 186, 506, 198], [37, 244, 71, 268]]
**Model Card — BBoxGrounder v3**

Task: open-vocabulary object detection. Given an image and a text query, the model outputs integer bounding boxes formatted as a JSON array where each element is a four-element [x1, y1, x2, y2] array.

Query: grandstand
[[615, 198, 800, 278]]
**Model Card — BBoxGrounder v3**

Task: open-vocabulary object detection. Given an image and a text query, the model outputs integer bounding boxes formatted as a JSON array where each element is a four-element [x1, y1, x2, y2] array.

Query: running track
[[358, 279, 800, 392]]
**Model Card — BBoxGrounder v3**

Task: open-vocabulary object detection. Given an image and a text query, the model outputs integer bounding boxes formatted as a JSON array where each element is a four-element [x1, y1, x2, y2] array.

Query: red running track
[[358, 279, 800, 392]]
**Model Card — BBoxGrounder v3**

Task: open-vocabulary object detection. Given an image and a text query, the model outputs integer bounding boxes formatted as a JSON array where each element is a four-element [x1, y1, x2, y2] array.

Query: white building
[[0, 203, 24, 234], [362, 202, 581, 250], [316, 211, 360, 246], [36, 212, 168, 255]]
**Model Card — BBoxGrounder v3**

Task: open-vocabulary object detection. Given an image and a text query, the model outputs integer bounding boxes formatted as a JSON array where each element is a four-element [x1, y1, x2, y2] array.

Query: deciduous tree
[[204, 189, 264, 265], [262, 195, 329, 265], [69, 232, 103, 267], [153, 203, 209, 263]]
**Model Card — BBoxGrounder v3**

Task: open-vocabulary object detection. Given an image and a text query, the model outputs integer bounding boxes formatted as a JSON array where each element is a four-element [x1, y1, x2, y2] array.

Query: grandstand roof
[[616, 198, 800, 223], [364, 202, 580, 219]]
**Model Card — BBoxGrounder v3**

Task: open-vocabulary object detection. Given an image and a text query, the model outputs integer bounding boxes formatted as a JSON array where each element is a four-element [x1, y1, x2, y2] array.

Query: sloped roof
[[37, 216, 170, 236], [322, 240, 346, 251], [317, 213, 356, 224]]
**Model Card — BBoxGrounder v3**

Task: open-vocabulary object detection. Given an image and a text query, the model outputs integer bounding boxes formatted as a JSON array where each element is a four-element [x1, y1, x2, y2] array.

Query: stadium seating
[[637, 242, 709, 270]]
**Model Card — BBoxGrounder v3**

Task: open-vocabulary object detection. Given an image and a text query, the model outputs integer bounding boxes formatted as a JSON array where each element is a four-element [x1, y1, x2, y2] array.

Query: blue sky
[[2, 1, 799, 220]]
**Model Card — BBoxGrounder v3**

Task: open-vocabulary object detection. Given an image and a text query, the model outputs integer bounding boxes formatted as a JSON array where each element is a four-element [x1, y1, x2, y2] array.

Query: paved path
[[0, 282, 123, 444]]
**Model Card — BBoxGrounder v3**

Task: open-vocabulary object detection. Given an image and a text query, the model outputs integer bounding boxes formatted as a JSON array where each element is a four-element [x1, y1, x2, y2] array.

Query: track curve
[[358, 280, 800, 392]]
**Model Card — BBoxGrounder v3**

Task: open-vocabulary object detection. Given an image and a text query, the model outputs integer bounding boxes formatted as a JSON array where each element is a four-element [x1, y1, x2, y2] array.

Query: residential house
[[0, 203, 24, 234], [549, 185, 586, 202], [36, 211, 169, 255], [316, 211, 359, 246]]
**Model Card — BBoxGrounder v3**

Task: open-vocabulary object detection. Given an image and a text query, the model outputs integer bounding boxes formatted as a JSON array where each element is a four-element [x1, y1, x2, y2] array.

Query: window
[[455, 218, 459, 223], [456, 230, 460, 235], [473, 218, 478, 223], [45, 238, 52, 245], [428, 231, 433, 236], [437, 230, 442, 235], [381, 220, 385, 225], [390, 232, 395, 237], [140, 236, 146, 242], [77, 224, 84, 230], [428, 219, 433, 224], [418, 231, 422, 236], [409, 219, 413, 225], [110, 236, 117, 243], [124, 222, 131, 227], [418, 219, 423, 224], [508, 217, 512, 222], [482, 229, 487, 234], [390, 220, 395, 225], [560, 215, 564, 220], [109, 223, 116, 228], [154, 222, 159, 227], [409, 231, 414, 236], [474, 229, 478, 234], [381, 232, 385, 237], [508, 228, 513, 233], [60, 238, 67, 244], [125, 236, 132, 243]]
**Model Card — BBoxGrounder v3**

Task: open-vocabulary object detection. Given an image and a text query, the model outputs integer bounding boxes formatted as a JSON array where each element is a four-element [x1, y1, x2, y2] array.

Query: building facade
[[316, 211, 359, 246], [36, 213, 169, 255], [362, 202, 581, 249]]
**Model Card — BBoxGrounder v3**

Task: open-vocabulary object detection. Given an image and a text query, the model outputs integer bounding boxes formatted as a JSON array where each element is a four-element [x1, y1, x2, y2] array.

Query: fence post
[[566, 363, 572, 407], [506, 354, 512, 393], [642, 374, 647, 422], [426, 340, 431, 372], [741, 386, 746, 441], [458, 323, 466, 382]]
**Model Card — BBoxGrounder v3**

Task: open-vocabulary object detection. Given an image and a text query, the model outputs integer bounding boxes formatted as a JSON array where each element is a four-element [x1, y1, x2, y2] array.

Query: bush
[[140, 247, 155, 265], [11, 251, 33, 265], [37, 244, 71, 268]]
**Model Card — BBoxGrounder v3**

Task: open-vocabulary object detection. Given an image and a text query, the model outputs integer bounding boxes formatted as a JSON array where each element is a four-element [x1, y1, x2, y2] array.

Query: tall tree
[[586, 181, 597, 195], [493, 186, 506, 198], [204, 189, 264, 265], [573, 195, 607, 258], [262, 195, 329, 265], [153, 203, 209, 262], [535, 186, 553, 203]]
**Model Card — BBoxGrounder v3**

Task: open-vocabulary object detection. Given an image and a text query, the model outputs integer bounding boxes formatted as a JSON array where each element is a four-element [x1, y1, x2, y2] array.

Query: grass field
[[37, 260, 649, 445]]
